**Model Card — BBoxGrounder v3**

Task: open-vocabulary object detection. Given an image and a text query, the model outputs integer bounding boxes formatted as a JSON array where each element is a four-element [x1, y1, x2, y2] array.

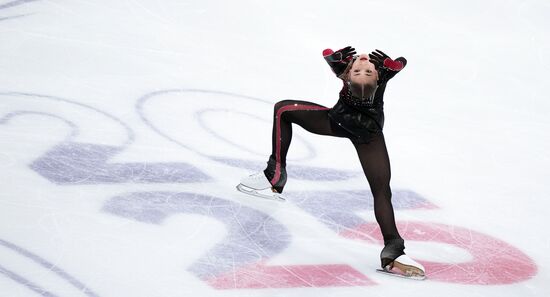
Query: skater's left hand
[[369, 49, 407, 83], [368, 49, 406, 72]]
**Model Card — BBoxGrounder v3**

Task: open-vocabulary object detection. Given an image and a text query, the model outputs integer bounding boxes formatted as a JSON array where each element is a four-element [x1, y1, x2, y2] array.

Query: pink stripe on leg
[[271, 104, 329, 186]]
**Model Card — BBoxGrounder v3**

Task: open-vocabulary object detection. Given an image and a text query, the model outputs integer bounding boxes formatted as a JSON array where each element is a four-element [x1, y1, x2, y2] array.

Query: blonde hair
[[349, 80, 378, 100], [337, 61, 354, 80]]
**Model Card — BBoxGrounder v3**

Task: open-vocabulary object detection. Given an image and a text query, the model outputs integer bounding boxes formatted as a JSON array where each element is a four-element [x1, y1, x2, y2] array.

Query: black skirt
[[328, 99, 384, 144]]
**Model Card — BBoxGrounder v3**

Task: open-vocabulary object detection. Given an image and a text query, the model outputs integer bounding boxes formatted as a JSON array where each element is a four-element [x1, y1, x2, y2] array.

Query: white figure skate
[[377, 254, 426, 280], [236, 172, 285, 202]]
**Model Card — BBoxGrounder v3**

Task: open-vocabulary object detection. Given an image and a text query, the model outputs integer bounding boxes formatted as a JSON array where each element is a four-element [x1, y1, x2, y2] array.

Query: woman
[[237, 46, 425, 279]]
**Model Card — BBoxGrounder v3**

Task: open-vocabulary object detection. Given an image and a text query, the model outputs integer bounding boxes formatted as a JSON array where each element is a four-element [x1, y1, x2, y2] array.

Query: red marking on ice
[[208, 261, 376, 289], [340, 222, 537, 285]]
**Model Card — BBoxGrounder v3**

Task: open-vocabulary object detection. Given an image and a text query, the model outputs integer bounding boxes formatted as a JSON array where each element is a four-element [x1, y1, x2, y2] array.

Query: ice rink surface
[[1, 0, 549, 296]]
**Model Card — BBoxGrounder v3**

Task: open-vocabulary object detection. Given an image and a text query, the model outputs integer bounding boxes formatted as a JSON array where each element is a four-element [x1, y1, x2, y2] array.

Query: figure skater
[[237, 46, 425, 279]]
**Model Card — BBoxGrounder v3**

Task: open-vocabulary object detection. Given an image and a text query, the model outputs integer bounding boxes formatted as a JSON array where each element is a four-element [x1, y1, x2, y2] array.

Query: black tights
[[268, 100, 401, 242]]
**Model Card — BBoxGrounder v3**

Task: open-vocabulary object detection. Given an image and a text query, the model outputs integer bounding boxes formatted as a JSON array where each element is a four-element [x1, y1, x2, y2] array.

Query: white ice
[[0, 0, 549, 296]]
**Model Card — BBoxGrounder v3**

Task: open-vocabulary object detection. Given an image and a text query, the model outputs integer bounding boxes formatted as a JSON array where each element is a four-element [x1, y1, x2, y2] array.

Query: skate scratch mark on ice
[[229, 208, 366, 288], [127, 0, 172, 25], [102, 192, 289, 276], [136, 89, 271, 157], [103, 192, 373, 289], [230, 202, 338, 288], [0, 13, 29, 21], [0, 265, 59, 297], [0, 239, 101, 297], [0, 0, 39, 10], [1, 93, 209, 184], [0, 111, 79, 141], [0, 0, 39, 22], [136, 89, 272, 158], [0, 92, 135, 145]]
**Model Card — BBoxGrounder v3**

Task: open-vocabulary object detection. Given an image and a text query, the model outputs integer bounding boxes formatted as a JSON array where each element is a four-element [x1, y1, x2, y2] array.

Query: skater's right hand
[[323, 46, 356, 77]]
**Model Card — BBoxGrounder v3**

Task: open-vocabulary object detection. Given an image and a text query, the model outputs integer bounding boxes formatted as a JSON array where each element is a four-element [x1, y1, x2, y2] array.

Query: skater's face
[[348, 54, 378, 86], [348, 54, 378, 99]]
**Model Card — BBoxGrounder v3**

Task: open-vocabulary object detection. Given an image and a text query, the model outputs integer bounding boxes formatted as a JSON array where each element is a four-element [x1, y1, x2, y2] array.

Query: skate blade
[[376, 263, 426, 280], [376, 269, 426, 280], [236, 184, 286, 202]]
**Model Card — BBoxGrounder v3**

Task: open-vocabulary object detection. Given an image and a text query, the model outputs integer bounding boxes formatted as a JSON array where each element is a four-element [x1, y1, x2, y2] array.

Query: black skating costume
[[263, 47, 408, 267]]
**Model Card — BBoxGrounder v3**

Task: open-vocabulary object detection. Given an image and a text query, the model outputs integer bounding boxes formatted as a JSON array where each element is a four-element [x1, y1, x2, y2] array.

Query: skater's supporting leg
[[353, 134, 401, 243], [354, 135, 425, 277]]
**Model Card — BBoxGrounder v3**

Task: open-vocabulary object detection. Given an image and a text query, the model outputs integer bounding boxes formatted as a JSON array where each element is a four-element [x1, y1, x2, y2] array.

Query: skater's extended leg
[[266, 99, 349, 192], [238, 99, 349, 198], [270, 99, 346, 166]]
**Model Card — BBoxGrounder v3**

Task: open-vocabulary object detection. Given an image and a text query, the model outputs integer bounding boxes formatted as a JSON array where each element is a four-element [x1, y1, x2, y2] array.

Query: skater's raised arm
[[322, 46, 356, 79], [368, 49, 407, 84], [323, 46, 408, 107]]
